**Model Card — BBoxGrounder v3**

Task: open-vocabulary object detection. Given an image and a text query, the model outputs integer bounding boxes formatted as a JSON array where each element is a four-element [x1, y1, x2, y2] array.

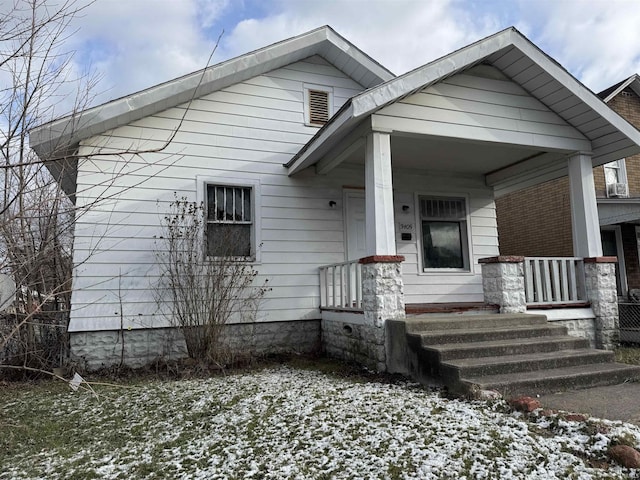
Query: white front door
[[345, 190, 366, 261]]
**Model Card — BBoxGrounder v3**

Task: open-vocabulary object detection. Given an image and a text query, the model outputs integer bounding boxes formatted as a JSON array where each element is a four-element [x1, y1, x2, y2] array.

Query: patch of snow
[[3, 366, 639, 479]]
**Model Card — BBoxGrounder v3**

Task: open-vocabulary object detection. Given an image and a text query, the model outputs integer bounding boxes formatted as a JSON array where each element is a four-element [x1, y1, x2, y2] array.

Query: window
[[303, 84, 333, 126], [604, 159, 627, 185], [604, 159, 628, 197], [420, 196, 469, 270], [206, 184, 252, 257]]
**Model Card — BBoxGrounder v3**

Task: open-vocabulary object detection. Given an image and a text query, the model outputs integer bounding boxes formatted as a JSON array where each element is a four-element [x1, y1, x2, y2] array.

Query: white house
[[30, 26, 640, 391]]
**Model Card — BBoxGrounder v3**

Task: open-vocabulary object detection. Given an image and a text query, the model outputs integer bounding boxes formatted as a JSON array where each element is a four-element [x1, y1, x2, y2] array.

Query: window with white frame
[[604, 159, 628, 197], [206, 184, 253, 257], [604, 159, 627, 185], [420, 196, 470, 270]]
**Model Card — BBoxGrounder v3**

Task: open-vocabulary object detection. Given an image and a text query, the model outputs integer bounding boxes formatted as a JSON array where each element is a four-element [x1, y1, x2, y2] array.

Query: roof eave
[[289, 27, 640, 174], [286, 102, 357, 174], [350, 27, 518, 116], [29, 25, 394, 161], [601, 74, 640, 103]]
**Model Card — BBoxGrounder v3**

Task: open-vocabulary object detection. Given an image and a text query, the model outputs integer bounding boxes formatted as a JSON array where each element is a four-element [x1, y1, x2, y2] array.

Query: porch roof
[[286, 28, 640, 193], [598, 198, 640, 226]]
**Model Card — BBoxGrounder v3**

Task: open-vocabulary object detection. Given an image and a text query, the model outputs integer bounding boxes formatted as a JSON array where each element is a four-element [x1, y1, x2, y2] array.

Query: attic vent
[[308, 90, 329, 125]]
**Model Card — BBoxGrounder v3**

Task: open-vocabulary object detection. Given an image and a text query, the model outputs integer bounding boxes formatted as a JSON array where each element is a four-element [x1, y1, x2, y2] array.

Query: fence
[[619, 302, 640, 344], [524, 257, 587, 306], [1, 312, 68, 376], [319, 260, 363, 311]]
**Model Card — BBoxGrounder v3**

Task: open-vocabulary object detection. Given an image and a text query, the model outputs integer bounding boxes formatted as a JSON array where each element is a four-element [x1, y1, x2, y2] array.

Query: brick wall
[[496, 176, 574, 256], [594, 90, 640, 197], [497, 87, 640, 261]]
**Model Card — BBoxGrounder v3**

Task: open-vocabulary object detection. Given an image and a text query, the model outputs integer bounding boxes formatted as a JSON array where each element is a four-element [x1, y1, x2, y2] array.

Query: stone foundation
[[320, 256, 405, 373], [549, 318, 596, 347], [70, 320, 321, 371], [322, 315, 385, 371]]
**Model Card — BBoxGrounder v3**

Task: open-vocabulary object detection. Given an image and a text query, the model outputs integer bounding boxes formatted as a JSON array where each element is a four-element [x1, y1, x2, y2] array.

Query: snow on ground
[[2, 365, 640, 479]]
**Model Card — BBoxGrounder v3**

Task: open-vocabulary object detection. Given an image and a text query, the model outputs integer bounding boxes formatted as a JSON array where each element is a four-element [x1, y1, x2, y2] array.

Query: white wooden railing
[[319, 260, 363, 310], [524, 257, 586, 306]]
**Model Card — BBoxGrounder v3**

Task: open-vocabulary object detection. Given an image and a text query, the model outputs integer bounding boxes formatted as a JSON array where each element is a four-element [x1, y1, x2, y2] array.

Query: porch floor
[[405, 302, 499, 315]]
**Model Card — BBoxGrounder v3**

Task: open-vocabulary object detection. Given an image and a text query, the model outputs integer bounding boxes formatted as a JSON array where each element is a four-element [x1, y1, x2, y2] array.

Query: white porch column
[[568, 152, 603, 257], [365, 131, 396, 256]]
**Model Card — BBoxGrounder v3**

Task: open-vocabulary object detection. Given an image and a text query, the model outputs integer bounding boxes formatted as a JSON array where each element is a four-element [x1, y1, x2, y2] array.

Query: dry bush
[[155, 196, 269, 364]]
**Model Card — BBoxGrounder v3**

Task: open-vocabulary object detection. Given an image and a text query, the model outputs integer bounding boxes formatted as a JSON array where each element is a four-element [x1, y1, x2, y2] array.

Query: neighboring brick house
[[497, 74, 640, 298]]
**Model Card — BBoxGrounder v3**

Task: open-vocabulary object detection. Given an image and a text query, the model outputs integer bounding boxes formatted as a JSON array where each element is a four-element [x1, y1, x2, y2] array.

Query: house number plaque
[[398, 223, 414, 242]]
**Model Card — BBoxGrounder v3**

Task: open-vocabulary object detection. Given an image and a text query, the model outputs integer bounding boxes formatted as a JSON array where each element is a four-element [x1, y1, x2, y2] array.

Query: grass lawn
[[615, 346, 640, 366], [1, 359, 640, 479]]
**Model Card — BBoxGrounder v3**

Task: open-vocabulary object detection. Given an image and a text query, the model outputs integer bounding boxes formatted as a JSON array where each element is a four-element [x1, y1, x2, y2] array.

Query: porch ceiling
[[342, 134, 548, 175]]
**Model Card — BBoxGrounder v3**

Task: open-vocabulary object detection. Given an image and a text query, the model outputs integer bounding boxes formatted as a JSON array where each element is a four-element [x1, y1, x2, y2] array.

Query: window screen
[[206, 185, 252, 257]]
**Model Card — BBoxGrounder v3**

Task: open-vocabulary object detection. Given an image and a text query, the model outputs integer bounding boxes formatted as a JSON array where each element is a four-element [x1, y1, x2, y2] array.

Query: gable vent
[[308, 90, 329, 125]]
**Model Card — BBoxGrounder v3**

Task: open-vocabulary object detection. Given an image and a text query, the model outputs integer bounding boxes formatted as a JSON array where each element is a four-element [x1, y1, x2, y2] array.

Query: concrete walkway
[[538, 382, 640, 425]]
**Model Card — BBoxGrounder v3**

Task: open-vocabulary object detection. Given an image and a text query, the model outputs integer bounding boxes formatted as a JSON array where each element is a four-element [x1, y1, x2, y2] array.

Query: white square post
[[568, 152, 603, 258], [365, 131, 396, 256]]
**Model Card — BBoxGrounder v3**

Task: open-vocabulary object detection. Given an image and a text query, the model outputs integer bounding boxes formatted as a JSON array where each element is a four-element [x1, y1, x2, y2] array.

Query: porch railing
[[524, 257, 586, 306], [319, 260, 363, 310]]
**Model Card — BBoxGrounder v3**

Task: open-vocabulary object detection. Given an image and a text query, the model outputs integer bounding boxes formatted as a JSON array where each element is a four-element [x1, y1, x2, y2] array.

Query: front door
[[345, 190, 366, 261]]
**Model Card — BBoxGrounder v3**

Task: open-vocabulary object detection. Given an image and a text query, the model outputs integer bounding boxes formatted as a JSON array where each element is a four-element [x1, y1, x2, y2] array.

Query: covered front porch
[[285, 29, 640, 382]]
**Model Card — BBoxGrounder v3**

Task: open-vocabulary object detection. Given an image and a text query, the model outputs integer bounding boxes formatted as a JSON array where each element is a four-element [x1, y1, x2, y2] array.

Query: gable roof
[[598, 74, 640, 103], [287, 27, 640, 175], [29, 25, 394, 162]]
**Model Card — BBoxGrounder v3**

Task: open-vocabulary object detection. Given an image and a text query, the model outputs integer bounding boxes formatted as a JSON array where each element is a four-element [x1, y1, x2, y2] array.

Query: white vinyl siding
[[393, 171, 497, 305], [70, 56, 365, 332], [374, 65, 588, 152]]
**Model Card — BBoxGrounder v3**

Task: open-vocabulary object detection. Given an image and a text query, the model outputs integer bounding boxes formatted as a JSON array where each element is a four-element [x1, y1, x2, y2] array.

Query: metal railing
[[524, 257, 586, 306], [319, 260, 363, 311]]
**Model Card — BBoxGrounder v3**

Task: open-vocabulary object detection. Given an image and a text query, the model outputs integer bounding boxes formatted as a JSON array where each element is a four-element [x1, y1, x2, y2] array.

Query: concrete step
[[439, 349, 615, 381], [410, 324, 569, 346], [427, 335, 590, 361], [403, 313, 548, 334], [459, 362, 640, 397]]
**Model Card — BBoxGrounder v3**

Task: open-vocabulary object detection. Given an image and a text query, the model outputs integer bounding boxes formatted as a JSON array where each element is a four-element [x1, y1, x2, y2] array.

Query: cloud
[[67, 0, 218, 104], [57, 0, 640, 108], [516, 0, 640, 92], [218, 0, 501, 76]]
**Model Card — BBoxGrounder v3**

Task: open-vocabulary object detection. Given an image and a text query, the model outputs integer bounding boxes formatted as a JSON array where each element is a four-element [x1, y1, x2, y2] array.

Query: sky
[[41, 0, 640, 109]]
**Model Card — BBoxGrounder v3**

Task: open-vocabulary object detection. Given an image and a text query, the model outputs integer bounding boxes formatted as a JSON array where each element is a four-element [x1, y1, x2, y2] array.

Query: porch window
[[420, 196, 469, 270], [206, 184, 252, 257]]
